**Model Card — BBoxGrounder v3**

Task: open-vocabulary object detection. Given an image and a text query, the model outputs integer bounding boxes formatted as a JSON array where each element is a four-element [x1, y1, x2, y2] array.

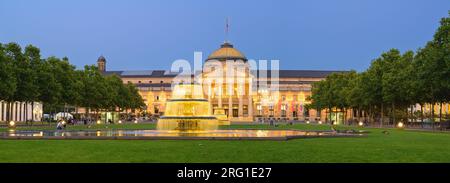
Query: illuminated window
[[256, 105, 262, 116], [281, 104, 287, 117]]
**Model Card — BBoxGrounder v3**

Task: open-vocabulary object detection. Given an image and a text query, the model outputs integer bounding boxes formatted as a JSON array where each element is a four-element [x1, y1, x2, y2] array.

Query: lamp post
[[9, 121, 15, 129], [397, 122, 404, 128], [358, 121, 364, 127]]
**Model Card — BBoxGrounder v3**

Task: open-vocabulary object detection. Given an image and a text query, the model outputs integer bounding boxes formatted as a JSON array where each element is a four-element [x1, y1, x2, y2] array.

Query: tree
[[381, 49, 414, 125], [80, 65, 104, 120], [126, 82, 145, 114], [37, 57, 63, 116], [3, 43, 40, 122], [0, 43, 17, 122]]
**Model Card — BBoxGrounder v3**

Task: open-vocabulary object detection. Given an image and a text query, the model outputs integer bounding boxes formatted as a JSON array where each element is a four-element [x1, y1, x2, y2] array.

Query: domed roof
[[206, 42, 247, 61]]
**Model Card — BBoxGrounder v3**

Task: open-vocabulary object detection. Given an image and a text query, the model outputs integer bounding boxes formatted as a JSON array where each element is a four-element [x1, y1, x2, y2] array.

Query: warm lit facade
[[101, 42, 346, 122], [0, 101, 43, 122]]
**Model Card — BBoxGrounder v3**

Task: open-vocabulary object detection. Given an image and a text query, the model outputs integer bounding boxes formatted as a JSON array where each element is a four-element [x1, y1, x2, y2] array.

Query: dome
[[206, 42, 247, 61]]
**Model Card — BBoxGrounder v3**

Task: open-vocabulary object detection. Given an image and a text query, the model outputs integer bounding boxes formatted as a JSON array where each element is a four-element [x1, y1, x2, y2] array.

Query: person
[[56, 121, 63, 130]]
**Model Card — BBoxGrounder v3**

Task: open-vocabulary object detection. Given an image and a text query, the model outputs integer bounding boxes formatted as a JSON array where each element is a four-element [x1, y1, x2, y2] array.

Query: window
[[156, 96, 159, 101], [160, 81, 164, 83], [149, 81, 152, 83], [281, 104, 287, 117], [257, 105, 262, 116], [138, 81, 142, 84]]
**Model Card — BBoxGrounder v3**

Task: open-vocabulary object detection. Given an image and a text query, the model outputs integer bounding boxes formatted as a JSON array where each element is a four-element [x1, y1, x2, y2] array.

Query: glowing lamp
[[134, 120, 138, 124], [397, 122, 404, 128], [9, 121, 15, 128], [97, 120, 101, 124], [318, 121, 322, 124], [306, 121, 310, 124], [118, 120, 122, 124], [358, 121, 364, 127], [61, 121, 66, 125]]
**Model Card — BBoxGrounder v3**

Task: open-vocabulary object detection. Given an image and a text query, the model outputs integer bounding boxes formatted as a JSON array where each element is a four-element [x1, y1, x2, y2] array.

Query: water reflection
[[0, 129, 360, 139]]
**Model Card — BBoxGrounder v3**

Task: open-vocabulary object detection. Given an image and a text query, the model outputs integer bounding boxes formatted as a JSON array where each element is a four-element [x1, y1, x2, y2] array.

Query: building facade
[[0, 101, 43, 122], [102, 42, 346, 122]]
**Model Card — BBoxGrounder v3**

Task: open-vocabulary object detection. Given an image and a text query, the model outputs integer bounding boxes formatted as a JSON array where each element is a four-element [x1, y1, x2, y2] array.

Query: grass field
[[1, 123, 450, 163]]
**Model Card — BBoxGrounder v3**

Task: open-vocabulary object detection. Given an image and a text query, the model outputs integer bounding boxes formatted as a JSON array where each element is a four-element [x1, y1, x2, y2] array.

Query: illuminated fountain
[[157, 84, 218, 131]]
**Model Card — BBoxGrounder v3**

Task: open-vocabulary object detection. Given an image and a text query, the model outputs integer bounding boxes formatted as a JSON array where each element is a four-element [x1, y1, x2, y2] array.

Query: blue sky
[[0, 0, 448, 71]]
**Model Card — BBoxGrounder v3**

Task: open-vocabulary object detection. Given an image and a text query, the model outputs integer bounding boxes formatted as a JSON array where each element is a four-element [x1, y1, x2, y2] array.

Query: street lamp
[[9, 121, 15, 128], [397, 122, 404, 128], [358, 121, 364, 127]]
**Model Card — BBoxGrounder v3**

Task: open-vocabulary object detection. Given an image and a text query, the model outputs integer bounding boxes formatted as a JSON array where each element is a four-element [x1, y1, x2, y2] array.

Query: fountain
[[157, 84, 218, 131], [213, 108, 230, 125]]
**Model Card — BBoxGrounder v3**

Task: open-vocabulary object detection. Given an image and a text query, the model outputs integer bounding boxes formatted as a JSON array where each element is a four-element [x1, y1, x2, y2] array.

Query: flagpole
[[225, 17, 229, 43]]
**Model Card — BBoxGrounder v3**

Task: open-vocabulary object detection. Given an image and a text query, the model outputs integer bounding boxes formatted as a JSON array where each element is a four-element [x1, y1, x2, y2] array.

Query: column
[[286, 102, 291, 120], [248, 97, 253, 121], [228, 96, 232, 119], [238, 97, 243, 118], [19, 102, 23, 122], [28, 102, 32, 121], [0, 102, 3, 121], [12, 102, 16, 121], [218, 86, 222, 108], [247, 80, 253, 121]]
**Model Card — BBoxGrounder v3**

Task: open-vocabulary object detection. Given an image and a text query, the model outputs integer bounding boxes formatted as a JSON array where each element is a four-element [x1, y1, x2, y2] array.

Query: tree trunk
[[343, 108, 347, 125], [357, 107, 361, 123], [392, 102, 396, 127], [329, 107, 332, 124], [431, 103, 435, 130], [31, 101, 34, 125], [411, 105, 414, 122], [381, 103, 384, 128], [420, 104, 424, 128]]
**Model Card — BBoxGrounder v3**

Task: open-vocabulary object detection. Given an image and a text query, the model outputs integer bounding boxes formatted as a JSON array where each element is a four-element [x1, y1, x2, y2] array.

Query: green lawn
[[1, 123, 450, 163]]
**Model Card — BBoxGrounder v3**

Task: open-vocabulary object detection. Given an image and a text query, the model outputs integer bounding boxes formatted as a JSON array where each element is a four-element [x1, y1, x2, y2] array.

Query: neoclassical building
[[102, 42, 345, 122], [0, 101, 43, 122]]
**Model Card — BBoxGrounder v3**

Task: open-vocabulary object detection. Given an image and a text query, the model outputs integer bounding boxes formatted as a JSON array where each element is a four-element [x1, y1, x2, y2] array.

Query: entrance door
[[154, 106, 159, 114], [224, 107, 229, 117], [232, 109, 238, 117]]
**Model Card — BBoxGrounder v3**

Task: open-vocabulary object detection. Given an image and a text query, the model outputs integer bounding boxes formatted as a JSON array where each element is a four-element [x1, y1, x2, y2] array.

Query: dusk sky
[[1, 0, 449, 71]]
